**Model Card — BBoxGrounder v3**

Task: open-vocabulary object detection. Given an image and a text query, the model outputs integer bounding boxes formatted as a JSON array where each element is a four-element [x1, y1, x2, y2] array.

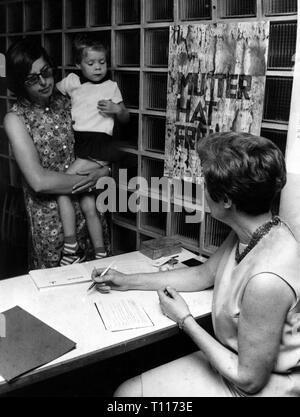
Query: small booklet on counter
[[29, 263, 91, 290], [94, 298, 154, 332]]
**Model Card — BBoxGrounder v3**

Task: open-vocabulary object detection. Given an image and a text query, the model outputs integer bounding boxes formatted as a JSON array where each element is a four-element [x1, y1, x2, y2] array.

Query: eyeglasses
[[24, 66, 53, 87]]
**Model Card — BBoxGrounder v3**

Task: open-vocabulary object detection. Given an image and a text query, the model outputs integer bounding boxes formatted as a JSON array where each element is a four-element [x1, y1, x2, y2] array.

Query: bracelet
[[178, 313, 193, 330]]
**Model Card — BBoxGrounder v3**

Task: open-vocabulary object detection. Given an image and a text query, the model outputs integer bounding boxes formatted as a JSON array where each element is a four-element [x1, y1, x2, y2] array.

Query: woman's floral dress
[[10, 92, 110, 269]]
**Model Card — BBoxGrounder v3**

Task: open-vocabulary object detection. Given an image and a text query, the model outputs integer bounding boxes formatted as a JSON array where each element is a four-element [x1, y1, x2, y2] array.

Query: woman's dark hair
[[73, 33, 109, 65], [6, 39, 55, 98], [197, 132, 287, 215]]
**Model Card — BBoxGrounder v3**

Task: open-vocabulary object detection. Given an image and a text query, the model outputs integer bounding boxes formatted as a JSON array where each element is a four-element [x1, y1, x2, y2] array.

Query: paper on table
[[29, 263, 91, 289], [95, 298, 154, 332]]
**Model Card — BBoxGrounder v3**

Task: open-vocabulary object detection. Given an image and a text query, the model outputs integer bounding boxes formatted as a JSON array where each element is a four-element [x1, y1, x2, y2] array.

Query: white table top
[[0, 249, 213, 393]]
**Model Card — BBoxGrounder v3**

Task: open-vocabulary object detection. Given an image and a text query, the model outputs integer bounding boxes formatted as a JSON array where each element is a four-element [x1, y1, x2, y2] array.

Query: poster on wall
[[164, 22, 270, 183]]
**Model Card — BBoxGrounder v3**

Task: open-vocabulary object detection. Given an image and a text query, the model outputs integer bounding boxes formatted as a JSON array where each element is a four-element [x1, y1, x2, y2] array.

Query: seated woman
[[4, 39, 110, 269], [93, 132, 300, 397]]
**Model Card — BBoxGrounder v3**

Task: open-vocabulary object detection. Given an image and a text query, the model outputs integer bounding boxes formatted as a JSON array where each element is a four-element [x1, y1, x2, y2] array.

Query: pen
[[87, 262, 114, 291]]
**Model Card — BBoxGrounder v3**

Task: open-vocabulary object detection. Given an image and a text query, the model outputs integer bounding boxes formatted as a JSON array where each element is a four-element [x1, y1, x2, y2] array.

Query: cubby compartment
[[65, 32, 81, 66], [115, 30, 140, 67], [203, 213, 231, 254], [114, 71, 139, 108], [0, 98, 7, 125], [115, 0, 140, 25], [7, 2, 23, 33], [113, 152, 138, 187], [0, 35, 5, 54], [140, 196, 167, 235], [219, 0, 256, 18], [145, 28, 169, 67], [0, 36, 6, 96], [112, 189, 137, 226], [146, 0, 173, 22], [0, 77, 6, 97], [0, 4, 6, 33], [66, 0, 86, 28], [24, 0, 42, 32], [112, 224, 137, 254], [142, 115, 166, 153], [0, 128, 9, 157], [44, 0, 63, 30], [263, 0, 297, 15], [172, 208, 201, 245], [89, 0, 111, 27], [142, 156, 165, 188], [260, 128, 287, 156], [263, 77, 293, 122], [0, 156, 10, 187], [179, 0, 212, 20], [173, 180, 205, 211], [117, 112, 139, 148], [44, 34, 62, 67], [268, 22, 296, 69], [144, 72, 167, 111], [25, 34, 42, 46]]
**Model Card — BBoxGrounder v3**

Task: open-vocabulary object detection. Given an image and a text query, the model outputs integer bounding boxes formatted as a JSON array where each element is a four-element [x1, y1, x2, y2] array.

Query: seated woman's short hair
[[6, 39, 55, 98], [197, 132, 287, 215]]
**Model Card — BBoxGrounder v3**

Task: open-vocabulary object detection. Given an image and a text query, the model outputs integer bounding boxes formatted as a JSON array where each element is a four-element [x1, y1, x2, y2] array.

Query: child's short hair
[[73, 33, 108, 64]]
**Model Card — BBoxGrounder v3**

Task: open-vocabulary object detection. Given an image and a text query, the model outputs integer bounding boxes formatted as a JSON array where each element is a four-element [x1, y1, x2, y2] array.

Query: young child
[[56, 33, 129, 265]]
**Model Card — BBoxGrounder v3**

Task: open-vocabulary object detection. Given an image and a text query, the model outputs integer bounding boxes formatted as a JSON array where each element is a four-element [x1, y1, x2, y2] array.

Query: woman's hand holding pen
[[92, 268, 128, 293], [158, 286, 191, 324]]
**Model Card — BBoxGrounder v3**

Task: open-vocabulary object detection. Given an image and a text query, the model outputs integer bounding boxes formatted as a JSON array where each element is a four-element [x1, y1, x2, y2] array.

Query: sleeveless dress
[[9, 92, 110, 269], [212, 222, 300, 396], [140, 221, 300, 397]]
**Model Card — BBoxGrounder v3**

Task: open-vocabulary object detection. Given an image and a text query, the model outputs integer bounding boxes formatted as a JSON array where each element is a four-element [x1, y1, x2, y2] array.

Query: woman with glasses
[[3, 39, 110, 269]]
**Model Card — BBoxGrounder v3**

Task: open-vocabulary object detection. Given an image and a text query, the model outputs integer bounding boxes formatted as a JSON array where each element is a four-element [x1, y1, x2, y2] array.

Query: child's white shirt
[[56, 73, 123, 135]]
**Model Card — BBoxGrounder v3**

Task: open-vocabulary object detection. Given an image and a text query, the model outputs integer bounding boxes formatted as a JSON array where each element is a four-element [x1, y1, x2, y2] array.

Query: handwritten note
[[95, 299, 154, 332]]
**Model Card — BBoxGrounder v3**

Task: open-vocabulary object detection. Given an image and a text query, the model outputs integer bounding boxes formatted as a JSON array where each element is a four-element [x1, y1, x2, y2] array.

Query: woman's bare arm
[[178, 273, 294, 394], [4, 112, 106, 194], [94, 233, 234, 293]]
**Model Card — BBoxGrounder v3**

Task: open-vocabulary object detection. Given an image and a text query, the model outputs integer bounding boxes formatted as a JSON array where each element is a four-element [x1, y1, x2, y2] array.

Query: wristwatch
[[178, 313, 193, 330]]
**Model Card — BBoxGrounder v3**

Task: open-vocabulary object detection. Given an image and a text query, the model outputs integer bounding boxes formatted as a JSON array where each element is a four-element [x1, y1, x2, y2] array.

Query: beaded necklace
[[235, 216, 281, 264]]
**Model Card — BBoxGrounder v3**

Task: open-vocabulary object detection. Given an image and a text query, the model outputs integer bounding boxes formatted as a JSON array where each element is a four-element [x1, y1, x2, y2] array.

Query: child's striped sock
[[60, 236, 85, 266], [95, 246, 107, 259]]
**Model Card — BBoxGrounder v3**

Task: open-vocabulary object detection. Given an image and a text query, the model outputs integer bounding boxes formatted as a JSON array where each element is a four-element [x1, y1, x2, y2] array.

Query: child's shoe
[[60, 247, 86, 266]]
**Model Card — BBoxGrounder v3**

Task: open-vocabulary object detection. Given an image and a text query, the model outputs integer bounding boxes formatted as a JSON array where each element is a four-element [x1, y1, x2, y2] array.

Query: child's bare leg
[[57, 158, 99, 265], [57, 195, 76, 238], [80, 194, 107, 258], [57, 195, 85, 265]]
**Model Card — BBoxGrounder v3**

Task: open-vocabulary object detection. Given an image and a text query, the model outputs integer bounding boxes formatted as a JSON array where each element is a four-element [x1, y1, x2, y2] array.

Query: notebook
[[29, 263, 91, 289], [0, 306, 76, 382]]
